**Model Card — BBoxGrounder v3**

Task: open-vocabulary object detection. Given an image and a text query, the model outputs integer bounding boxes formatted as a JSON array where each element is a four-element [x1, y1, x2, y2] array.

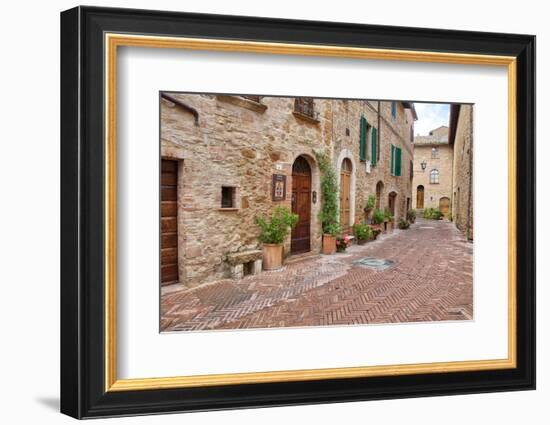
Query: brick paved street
[[161, 218, 473, 332]]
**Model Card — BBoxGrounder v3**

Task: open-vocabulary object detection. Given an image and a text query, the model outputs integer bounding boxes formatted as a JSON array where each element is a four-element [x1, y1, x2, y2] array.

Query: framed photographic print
[[60, 6, 535, 419]]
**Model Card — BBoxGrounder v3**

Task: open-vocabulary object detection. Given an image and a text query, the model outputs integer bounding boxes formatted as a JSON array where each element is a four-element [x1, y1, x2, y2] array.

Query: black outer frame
[[60, 6, 536, 419]]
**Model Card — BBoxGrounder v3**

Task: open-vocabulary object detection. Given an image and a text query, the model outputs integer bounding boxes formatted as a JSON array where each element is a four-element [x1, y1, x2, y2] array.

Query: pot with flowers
[[371, 208, 385, 235], [255, 206, 299, 270], [336, 234, 352, 252], [353, 222, 373, 245], [363, 195, 376, 222]]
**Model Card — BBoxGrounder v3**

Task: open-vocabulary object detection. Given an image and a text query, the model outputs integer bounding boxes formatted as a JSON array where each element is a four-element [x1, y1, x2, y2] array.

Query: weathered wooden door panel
[[161, 159, 179, 285], [417, 186, 424, 209], [439, 197, 450, 215], [291, 157, 311, 254]]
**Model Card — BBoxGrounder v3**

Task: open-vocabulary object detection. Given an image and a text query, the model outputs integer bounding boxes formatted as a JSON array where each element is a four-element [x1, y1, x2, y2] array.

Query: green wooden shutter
[[396, 147, 402, 176], [371, 127, 377, 167], [390, 145, 395, 175], [359, 116, 367, 161]]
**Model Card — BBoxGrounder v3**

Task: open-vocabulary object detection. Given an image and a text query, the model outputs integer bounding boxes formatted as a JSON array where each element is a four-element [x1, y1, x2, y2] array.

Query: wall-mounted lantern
[[421, 160, 427, 171], [312, 191, 317, 204]]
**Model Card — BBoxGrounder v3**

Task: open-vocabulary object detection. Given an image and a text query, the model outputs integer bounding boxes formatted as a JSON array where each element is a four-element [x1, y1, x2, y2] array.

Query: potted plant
[[315, 150, 341, 255], [371, 208, 385, 235], [431, 208, 444, 220], [423, 207, 434, 219], [407, 209, 416, 224], [336, 234, 352, 252], [363, 195, 376, 222], [398, 218, 410, 230], [384, 207, 394, 232], [256, 206, 298, 270], [353, 222, 373, 245]]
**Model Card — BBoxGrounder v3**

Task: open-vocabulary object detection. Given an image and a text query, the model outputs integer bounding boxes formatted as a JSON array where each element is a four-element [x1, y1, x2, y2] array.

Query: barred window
[[294, 97, 315, 118]]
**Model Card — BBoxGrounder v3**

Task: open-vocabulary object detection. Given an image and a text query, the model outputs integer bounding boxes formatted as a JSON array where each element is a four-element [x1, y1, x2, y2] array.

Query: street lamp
[[421, 160, 427, 171]]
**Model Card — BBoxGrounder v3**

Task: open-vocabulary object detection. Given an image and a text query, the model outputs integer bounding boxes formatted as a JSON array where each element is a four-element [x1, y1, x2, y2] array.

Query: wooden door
[[161, 159, 179, 285], [439, 197, 450, 215], [291, 157, 311, 254], [339, 158, 352, 232], [417, 186, 424, 209], [388, 192, 397, 217]]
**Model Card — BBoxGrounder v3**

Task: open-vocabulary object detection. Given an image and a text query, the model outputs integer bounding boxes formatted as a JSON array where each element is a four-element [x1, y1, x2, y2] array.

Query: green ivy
[[314, 150, 341, 236]]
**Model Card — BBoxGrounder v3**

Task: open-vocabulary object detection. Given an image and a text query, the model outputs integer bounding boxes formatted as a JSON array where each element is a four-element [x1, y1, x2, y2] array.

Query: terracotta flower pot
[[322, 234, 336, 255], [262, 243, 283, 271]]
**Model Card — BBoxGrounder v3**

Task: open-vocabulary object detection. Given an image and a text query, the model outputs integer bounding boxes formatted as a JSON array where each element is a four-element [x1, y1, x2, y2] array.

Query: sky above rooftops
[[413, 103, 450, 136]]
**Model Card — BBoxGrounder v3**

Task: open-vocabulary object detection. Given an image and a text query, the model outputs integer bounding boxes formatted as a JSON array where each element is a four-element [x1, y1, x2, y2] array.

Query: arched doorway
[[388, 191, 397, 217], [291, 156, 312, 254], [376, 181, 384, 210], [439, 197, 450, 215], [339, 158, 352, 232], [416, 185, 425, 209]]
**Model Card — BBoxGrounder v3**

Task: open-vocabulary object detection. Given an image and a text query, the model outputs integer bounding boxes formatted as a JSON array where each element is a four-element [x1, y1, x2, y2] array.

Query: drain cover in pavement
[[353, 257, 395, 270]]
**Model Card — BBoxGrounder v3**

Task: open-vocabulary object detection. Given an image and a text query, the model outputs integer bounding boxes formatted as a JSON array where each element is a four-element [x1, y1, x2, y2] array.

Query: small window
[[294, 97, 316, 118], [430, 169, 440, 184], [391, 102, 397, 119], [221, 186, 236, 208], [431, 147, 439, 158]]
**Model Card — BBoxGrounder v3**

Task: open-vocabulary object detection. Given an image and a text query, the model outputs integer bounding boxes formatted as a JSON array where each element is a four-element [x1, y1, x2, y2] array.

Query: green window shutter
[[371, 127, 377, 166], [396, 147, 402, 176], [359, 116, 367, 161], [390, 145, 395, 175]]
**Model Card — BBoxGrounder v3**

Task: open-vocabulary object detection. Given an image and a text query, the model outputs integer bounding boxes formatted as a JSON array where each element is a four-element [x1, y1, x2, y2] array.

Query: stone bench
[[226, 250, 263, 279]]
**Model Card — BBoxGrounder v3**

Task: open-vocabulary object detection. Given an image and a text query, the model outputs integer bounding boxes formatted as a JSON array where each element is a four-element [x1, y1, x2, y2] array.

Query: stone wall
[[451, 105, 474, 239], [412, 128, 453, 212], [161, 94, 413, 287]]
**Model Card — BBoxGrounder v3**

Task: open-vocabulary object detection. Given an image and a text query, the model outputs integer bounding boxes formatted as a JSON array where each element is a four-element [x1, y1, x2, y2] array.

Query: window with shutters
[[294, 97, 316, 118], [371, 127, 378, 167], [430, 169, 440, 184], [359, 116, 368, 162], [390, 145, 402, 176]]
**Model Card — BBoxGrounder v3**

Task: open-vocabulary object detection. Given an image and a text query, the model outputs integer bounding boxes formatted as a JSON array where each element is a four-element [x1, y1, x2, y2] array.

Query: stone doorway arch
[[388, 191, 397, 218]]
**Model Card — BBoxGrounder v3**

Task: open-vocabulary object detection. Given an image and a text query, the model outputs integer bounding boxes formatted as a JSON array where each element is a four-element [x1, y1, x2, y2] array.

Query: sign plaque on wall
[[272, 174, 286, 201]]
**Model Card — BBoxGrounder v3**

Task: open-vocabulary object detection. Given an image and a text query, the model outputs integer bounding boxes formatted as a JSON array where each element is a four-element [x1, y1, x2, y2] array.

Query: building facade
[[450, 104, 474, 240], [160, 94, 415, 287], [412, 126, 453, 214]]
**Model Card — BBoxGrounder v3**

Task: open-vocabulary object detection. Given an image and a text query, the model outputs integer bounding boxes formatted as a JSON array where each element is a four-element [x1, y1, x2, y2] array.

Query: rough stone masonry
[[161, 94, 416, 287]]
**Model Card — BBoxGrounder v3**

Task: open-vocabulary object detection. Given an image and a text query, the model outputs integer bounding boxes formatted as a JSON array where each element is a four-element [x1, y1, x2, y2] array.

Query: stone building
[[412, 125, 453, 214], [450, 104, 474, 240], [160, 93, 415, 287]]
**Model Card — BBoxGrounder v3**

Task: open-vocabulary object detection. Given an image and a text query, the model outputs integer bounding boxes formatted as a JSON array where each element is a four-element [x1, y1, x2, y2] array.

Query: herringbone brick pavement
[[161, 218, 473, 332]]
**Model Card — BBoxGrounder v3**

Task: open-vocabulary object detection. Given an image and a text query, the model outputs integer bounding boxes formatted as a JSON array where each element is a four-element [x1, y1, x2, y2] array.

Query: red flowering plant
[[335, 234, 352, 252]]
